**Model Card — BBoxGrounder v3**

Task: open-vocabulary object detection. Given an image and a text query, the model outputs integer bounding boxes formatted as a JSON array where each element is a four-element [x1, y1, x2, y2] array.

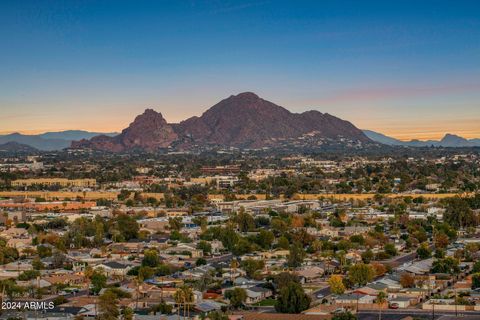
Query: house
[[6, 237, 32, 251], [165, 243, 203, 258], [376, 277, 402, 292], [400, 258, 434, 275], [318, 227, 339, 237], [44, 273, 85, 286], [94, 261, 132, 277], [0, 227, 29, 238], [296, 266, 324, 283], [232, 276, 255, 286], [335, 293, 376, 304], [261, 250, 290, 259], [210, 240, 224, 254], [195, 300, 225, 313], [353, 286, 385, 296], [245, 286, 273, 304]]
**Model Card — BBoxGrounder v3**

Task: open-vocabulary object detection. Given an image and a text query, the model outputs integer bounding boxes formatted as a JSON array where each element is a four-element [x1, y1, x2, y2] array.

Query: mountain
[[73, 109, 178, 152], [73, 92, 371, 152], [38, 130, 117, 141], [0, 142, 38, 153], [364, 130, 480, 147], [438, 133, 473, 147], [0, 133, 70, 151], [0, 131, 117, 151], [363, 130, 404, 146]]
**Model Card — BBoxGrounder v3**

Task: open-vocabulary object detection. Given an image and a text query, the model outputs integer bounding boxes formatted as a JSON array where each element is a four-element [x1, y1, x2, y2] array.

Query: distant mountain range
[[0, 130, 117, 151], [72, 92, 371, 152], [363, 130, 480, 147], [1, 94, 479, 151], [0, 141, 38, 153]]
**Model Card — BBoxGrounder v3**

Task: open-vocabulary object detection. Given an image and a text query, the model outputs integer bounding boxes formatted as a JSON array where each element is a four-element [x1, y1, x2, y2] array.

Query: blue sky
[[1, 0, 479, 139]]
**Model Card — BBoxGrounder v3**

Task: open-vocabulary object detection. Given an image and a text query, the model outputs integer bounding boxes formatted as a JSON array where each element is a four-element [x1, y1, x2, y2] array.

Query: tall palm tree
[[180, 286, 194, 319], [376, 291, 387, 320], [230, 259, 239, 283], [174, 288, 185, 319], [83, 265, 93, 296]]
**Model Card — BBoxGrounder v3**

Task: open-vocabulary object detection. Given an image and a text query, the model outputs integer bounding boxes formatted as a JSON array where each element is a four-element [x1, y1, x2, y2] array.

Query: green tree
[[236, 208, 255, 232], [149, 300, 173, 315], [98, 290, 119, 320], [274, 272, 299, 291], [256, 229, 274, 249], [431, 257, 460, 274], [287, 242, 305, 268], [137, 266, 155, 281], [376, 291, 387, 320], [205, 311, 229, 320], [32, 257, 44, 270], [277, 236, 290, 249], [18, 270, 40, 281], [361, 249, 374, 264], [444, 197, 477, 229], [472, 261, 480, 273], [225, 287, 247, 309], [90, 269, 107, 294], [275, 282, 311, 313], [416, 243, 432, 259], [196, 257, 207, 266], [122, 307, 134, 320], [348, 263, 375, 287], [384, 243, 397, 257], [37, 245, 52, 258], [197, 240, 212, 255], [118, 214, 139, 240], [168, 217, 182, 231], [472, 273, 480, 289], [241, 258, 265, 278], [142, 249, 160, 267]]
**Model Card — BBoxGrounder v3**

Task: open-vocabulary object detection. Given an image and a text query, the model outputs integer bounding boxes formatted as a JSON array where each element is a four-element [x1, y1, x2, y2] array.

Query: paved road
[[387, 250, 418, 265], [312, 285, 331, 299], [207, 253, 233, 264], [358, 309, 480, 320]]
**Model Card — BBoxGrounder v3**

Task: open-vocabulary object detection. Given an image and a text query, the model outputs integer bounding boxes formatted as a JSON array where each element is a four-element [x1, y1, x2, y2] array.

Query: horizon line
[[1, 129, 479, 142]]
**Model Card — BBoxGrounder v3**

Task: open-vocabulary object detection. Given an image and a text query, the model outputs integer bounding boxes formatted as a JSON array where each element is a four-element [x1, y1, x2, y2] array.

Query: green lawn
[[253, 298, 276, 306]]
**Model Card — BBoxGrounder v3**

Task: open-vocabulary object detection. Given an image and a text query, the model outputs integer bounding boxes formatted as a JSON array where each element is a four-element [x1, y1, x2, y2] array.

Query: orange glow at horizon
[[2, 122, 479, 142]]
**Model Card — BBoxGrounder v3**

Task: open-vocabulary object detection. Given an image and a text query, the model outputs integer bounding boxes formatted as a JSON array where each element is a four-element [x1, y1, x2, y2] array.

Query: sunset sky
[[1, 0, 479, 141]]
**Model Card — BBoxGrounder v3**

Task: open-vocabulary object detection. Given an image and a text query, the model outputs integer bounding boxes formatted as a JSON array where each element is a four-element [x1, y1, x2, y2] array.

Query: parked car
[[333, 307, 346, 314]]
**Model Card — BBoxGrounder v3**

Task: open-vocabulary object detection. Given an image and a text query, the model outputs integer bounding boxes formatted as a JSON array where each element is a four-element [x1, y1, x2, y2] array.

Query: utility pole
[[432, 300, 435, 320], [455, 286, 458, 317]]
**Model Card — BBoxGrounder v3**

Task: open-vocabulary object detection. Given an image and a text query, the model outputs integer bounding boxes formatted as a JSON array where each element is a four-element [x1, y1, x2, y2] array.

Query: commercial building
[[11, 178, 96, 188]]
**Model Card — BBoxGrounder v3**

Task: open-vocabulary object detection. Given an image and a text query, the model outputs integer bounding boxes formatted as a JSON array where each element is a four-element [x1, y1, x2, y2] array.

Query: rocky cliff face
[[174, 92, 369, 147], [72, 109, 177, 152], [72, 92, 371, 151]]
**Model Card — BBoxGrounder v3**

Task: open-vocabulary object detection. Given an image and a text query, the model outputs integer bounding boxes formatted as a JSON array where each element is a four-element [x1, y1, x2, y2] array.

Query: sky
[[1, 0, 479, 141]]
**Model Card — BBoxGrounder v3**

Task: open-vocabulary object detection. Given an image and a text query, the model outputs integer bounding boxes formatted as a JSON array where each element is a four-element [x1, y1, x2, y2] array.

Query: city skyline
[[1, 1, 479, 140]]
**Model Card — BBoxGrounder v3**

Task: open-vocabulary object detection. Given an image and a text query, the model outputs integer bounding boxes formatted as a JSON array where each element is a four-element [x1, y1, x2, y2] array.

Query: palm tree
[[181, 286, 194, 319], [173, 288, 185, 319], [230, 259, 239, 283], [376, 291, 387, 320], [83, 265, 93, 296]]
